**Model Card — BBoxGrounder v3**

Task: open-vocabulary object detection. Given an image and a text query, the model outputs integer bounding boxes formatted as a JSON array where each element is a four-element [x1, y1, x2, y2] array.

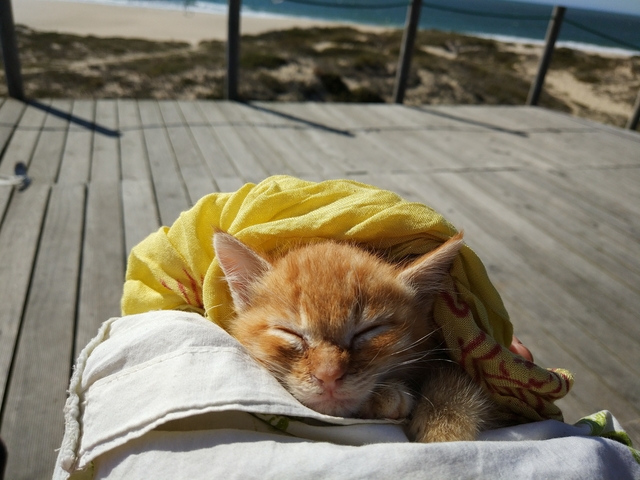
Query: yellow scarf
[[122, 175, 572, 422]]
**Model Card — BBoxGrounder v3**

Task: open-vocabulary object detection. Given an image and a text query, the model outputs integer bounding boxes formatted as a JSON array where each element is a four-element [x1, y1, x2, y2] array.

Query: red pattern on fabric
[[183, 269, 203, 308], [441, 291, 471, 318], [176, 281, 192, 305]]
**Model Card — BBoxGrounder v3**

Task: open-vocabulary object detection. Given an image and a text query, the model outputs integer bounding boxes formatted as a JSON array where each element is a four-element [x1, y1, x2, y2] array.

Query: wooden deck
[[0, 98, 638, 479]]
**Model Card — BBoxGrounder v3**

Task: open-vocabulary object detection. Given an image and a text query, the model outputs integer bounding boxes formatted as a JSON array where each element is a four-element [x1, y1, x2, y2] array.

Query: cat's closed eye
[[271, 326, 307, 349], [351, 324, 391, 347]]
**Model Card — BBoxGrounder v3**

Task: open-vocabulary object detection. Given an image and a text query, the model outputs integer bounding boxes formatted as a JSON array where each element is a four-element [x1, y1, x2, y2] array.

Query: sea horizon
[[49, 0, 640, 55]]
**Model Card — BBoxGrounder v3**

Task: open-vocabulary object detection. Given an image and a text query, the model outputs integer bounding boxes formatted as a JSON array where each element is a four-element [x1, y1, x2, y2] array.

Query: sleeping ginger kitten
[[214, 232, 501, 442]]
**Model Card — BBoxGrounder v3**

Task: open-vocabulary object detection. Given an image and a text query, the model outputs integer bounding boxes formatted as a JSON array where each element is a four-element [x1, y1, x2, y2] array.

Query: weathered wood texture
[[0, 101, 638, 478]]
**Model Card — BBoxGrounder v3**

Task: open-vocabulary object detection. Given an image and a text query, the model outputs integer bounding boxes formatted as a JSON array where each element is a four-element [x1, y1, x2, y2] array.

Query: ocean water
[[105, 0, 640, 53]]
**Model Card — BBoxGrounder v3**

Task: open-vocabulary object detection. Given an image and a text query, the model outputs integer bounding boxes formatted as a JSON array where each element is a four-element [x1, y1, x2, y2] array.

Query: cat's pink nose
[[312, 366, 346, 390]]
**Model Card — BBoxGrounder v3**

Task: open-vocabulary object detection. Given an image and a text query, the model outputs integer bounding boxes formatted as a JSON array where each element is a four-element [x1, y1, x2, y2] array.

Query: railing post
[[226, 0, 241, 101], [626, 90, 640, 131], [526, 5, 565, 106], [0, 0, 24, 100], [393, 0, 422, 104]]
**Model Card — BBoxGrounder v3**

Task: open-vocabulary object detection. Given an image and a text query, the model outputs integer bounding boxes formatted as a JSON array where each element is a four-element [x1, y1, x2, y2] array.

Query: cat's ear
[[398, 232, 464, 298], [213, 232, 271, 311]]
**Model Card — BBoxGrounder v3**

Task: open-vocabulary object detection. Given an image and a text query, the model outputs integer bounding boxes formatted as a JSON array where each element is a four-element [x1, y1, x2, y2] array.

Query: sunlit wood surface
[[0, 98, 638, 479]]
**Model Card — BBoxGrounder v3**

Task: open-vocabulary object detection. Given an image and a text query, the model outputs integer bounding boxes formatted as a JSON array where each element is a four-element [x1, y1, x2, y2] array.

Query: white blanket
[[54, 311, 640, 479]]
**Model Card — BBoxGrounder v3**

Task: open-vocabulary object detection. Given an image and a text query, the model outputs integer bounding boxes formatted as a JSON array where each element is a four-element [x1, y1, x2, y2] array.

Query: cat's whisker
[[363, 346, 384, 371], [390, 329, 443, 356]]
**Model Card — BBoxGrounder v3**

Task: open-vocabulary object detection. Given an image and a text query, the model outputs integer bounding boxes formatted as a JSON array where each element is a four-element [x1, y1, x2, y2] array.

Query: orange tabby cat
[[214, 231, 500, 442]]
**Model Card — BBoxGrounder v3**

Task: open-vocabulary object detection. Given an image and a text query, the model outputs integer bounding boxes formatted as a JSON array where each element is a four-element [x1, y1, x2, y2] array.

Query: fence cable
[[279, 0, 640, 51], [563, 19, 640, 52]]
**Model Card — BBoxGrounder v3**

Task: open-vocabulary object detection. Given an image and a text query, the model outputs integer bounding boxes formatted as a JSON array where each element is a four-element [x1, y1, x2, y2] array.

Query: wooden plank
[[230, 102, 327, 181], [138, 100, 190, 225], [28, 99, 72, 183], [471, 170, 640, 290], [561, 168, 640, 215], [91, 100, 120, 183], [522, 168, 640, 258], [57, 100, 95, 184], [431, 105, 593, 131], [0, 100, 49, 221], [157, 100, 217, 203], [216, 102, 296, 177], [197, 100, 270, 184], [121, 179, 161, 254], [177, 100, 243, 192], [117, 100, 160, 254], [118, 100, 151, 181], [285, 103, 392, 176], [250, 102, 351, 179], [371, 105, 556, 172], [74, 100, 125, 354], [0, 185, 50, 404], [75, 181, 124, 355], [327, 104, 459, 173], [0, 100, 48, 176], [0, 97, 24, 158], [0, 184, 85, 480]]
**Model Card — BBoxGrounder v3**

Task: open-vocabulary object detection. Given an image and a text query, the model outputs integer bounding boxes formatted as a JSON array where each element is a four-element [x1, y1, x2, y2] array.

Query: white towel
[[54, 311, 640, 480]]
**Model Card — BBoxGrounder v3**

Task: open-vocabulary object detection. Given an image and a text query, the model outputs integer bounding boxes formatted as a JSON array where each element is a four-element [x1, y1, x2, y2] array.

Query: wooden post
[[526, 5, 566, 106], [393, 0, 422, 104], [0, 0, 24, 100], [226, 0, 241, 101], [626, 90, 640, 131]]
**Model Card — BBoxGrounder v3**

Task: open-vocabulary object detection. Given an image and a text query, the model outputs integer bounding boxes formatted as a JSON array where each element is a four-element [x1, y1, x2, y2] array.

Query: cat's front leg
[[409, 364, 496, 443], [358, 380, 415, 420]]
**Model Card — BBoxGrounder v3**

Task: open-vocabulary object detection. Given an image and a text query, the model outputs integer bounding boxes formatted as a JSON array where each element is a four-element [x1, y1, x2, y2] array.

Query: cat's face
[[214, 233, 462, 418]]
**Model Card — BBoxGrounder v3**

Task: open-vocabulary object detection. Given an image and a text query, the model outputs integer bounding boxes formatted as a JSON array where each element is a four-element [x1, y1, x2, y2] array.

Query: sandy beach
[[13, 0, 363, 43]]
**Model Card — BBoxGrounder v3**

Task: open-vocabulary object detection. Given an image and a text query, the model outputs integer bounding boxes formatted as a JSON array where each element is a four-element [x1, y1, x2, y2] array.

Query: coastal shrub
[[244, 30, 317, 57], [412, 51, 450, 73], [352, 53, 388, 73], [241, 51, 288, 69], [24, 71, 105, 97], [349, 87, 384, 103], [315, 70, 351, 99], [317, 47, 362, 58], [123, 54, 199, 76], [16, 26, 188, 65], [551, 48, 621, 85], [257, 73, 288, 94]]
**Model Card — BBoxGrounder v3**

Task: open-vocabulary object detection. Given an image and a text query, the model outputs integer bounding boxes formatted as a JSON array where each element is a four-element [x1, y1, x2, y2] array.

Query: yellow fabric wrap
[[122, 175, 573, 423]]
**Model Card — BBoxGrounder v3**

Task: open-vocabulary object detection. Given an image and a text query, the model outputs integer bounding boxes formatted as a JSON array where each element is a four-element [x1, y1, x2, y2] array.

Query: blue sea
[[108, 0, 640, 53]]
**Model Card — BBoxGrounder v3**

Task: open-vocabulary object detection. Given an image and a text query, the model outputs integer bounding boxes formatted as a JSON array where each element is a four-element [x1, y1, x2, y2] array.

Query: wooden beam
[[393, 0, 422, 104], [0, 0, 24, 100], [526, 6, 566, 106], [226, 0, 241, 101], [626, 90, 640, 131]]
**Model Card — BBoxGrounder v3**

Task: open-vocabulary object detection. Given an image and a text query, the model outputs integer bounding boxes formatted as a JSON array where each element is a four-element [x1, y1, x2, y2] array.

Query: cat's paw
[[358, 381, 415, 420]]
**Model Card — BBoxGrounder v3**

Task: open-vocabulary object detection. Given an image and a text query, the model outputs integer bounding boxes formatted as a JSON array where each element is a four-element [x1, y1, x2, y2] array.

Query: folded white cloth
[[54, 311, 640, 480]]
